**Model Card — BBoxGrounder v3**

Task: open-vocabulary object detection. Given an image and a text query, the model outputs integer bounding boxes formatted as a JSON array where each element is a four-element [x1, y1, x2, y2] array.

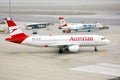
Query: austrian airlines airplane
[[59, 16, 104, 33], [5, 19, 110, 53]]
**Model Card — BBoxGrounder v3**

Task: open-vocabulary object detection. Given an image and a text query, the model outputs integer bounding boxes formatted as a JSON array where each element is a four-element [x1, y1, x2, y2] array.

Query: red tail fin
[[59, 16, 67, 27], [6, 19, 28, 44], [7, 19, 16, 27]]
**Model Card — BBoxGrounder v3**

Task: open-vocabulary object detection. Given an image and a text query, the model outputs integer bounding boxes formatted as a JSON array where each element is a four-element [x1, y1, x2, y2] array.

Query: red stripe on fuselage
[[5, 33, 28, 44]]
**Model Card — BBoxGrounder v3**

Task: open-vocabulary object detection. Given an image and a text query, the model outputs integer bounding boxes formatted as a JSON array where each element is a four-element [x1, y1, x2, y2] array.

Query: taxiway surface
[[0, 22, 120, 80]]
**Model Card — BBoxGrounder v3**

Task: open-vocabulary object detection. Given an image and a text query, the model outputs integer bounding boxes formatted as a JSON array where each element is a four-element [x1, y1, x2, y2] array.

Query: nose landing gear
[[94, 46, 98, 51]]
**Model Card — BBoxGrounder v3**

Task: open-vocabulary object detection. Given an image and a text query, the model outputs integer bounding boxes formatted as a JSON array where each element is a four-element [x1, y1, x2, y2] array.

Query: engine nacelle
[[68, 45, 79, 52]]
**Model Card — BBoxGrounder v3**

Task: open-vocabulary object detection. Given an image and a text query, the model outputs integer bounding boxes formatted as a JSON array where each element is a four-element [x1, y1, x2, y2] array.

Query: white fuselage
[[22, 35, 110, 47], [62, 23, 103, 30], [62, 23, 83, 29], [6, 19, 110, 53]]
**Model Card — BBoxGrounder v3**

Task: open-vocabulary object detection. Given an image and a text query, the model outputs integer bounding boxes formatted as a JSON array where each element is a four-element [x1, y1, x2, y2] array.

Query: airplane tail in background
[[5, 18, 28, 44], [59, 16, 67, 27]]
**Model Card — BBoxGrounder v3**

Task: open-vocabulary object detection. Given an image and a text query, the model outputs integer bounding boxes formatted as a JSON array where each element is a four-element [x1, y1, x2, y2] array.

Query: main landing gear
[[58, 48, 63, 53], [88, 29, 91, 32], [58, 46, 98, 53], [58, 46, 69, 53]]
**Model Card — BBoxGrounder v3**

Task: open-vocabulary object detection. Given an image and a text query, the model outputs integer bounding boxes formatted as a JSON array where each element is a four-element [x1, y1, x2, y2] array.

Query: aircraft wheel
[[88, 30, 91, 32], [63, 30, 65, 33], [58, 48, 63, 53], [64, 47, 69, 52]]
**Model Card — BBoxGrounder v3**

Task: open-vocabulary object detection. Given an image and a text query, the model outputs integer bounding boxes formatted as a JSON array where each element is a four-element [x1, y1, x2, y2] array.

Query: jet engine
[[68, 45, 79, 52]]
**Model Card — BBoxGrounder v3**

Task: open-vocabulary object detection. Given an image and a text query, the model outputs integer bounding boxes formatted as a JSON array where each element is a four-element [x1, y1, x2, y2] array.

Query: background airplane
[[59, 16, 109, 33], [5, 18, 110, 53]]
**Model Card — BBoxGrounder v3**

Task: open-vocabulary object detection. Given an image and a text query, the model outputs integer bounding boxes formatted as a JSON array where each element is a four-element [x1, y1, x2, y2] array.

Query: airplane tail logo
[[59, 16, 67, 27], [5, 19, 28, 44]]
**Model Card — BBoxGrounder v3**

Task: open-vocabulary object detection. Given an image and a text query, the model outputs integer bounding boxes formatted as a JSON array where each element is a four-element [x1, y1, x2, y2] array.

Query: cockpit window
[[101, 38, 106, 40]]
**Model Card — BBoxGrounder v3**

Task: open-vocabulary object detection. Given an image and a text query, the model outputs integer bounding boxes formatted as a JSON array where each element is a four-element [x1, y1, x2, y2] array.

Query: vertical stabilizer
[[6, 19, 28, 44], [59, 16, 67, 27]]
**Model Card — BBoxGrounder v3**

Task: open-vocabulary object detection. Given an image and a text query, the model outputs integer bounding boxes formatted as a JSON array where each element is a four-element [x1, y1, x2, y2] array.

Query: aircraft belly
[[78, 41, 98, 46]]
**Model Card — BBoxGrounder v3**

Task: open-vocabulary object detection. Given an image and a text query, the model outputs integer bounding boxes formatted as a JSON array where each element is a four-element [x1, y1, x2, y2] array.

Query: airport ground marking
[[63, 58, 72, 62], [98, 51, 106, 54], [70, 63, 120, 76], [20, 52, 27, 55]]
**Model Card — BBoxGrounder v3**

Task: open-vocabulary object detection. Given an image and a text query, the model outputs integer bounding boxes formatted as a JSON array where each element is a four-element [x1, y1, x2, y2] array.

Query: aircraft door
[[94, 37, 99, 44]]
